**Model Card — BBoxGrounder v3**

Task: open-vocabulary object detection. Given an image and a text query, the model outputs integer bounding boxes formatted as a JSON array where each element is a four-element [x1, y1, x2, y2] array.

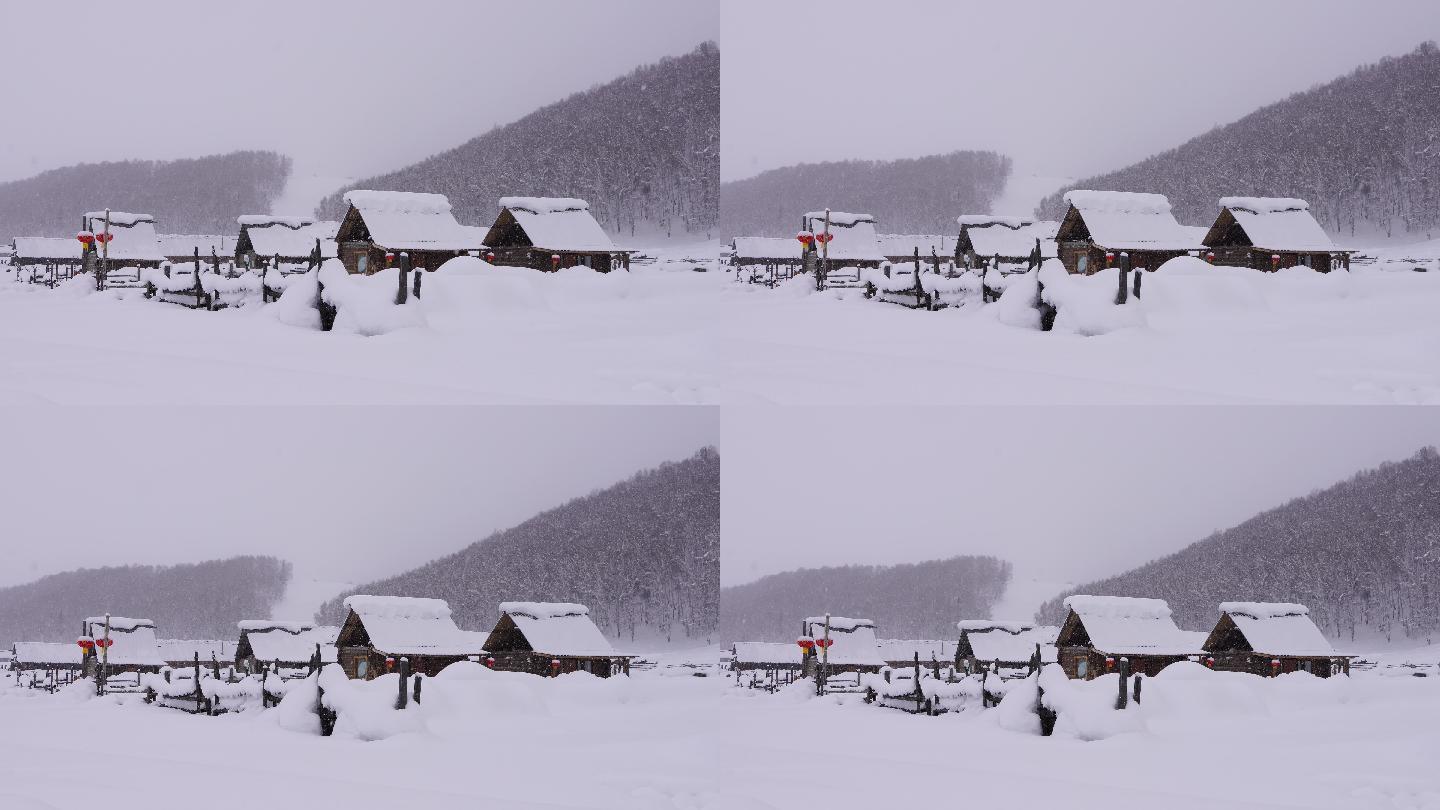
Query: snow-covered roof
[[82, 617, 165, 667], [1212, 602, 1338, 657], [238, 214, 313, 228], [240, 622, 338, 664], [498, 602, 619, 658], [80, 212, 166, 262], [1062, 596, 1199, 656], [1062, 190, 1201, 252], [343, 190, 487, 252], [960, 218, 1059, 259], [876, 638, 957, 663], [157, 234, 236, 258], [732, 641, 801, 666], [11, 237, 81, 260], [240, 217, 339, 259], [958, 214, 1032, 228], [732, 236, 802, 260], [959, 623, 1058, 664], [802, 212, 885, 263], [498, 196, 618, 253], [1211, 197, 1337, 252], [343, 595, 488, 656], [801, 616, 884, 667], [877, 234, 958, 259], [11, 642, 80, 666], [155, 639, 235, 664]]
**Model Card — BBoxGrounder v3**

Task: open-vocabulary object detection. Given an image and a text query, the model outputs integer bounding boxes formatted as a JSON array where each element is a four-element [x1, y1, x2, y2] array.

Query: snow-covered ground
[[0, 654, 720, 810], [720, 664, 1440, 809]]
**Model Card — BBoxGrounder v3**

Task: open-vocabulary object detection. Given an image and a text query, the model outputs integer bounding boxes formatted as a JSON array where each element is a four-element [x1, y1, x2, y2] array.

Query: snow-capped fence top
[[1060, 596, 1198, 656], [1208, 196, 1337, 252], [341, 595, 488, 656], [493, 601, 617, 657], [802, 211, 885, 263], [341, 190, 487, 252], [493, 196, 617, 252], [1060, 190, 1200, 251], [1208, 602, 1338, 657]]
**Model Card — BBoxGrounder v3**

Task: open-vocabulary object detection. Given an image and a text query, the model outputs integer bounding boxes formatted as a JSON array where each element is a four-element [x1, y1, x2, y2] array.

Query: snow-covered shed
[[1202, 602, 1352, 678], [954, 215, 1059, 268], [1055, 596, 1199, 679], [80, 211, 166, 267], [955, 620, 1058, 672], [1054, 191, 1200, 275], [234, 215, 339, 267], [335, 595, 488, 679], [155, 639, 236, 669], [234, 621, 338, 673], [10, 237, 83, 268], [335, 190, 487, 275], [800, 616, 884, 673], [80, 616, 165, 674], [483, 197, 628, 272], [801, 211, 885, 268], [731, 236, 804, 270], [876, 638, 958, 670], [157, 234, 238, 265], [877, 234, 959, 266], [731, 641, 803, 674], [1201, 197, 1351, 272], [10, 642, 83, 672], [483, 602, 631, 677]]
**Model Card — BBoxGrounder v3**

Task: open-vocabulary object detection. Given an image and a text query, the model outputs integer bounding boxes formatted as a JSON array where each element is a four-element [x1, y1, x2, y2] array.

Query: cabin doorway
[[356, 659, 369, 679], [1076, 254, 1089, 276]]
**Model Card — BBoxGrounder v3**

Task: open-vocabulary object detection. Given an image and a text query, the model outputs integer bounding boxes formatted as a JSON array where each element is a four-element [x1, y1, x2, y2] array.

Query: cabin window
[[1076, 658, 1088, 679], [357, 254, 369, 275], [1076, 254, 1089, 276], [356, 659, 369, 679]]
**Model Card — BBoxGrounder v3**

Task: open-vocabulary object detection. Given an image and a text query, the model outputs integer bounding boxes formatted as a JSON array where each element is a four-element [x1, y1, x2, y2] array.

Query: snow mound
[[319, 260, 427, 337], [1039, 261, 1147, 336]]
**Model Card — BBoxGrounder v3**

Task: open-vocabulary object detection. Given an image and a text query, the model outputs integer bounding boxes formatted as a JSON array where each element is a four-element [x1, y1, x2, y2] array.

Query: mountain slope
[[0, 556, 291, 648], [721, 151, 1011, 237], [317, 43, 719, 241], [0, 151, 291, 243], [1037, 448, 1440, 641], [720, 556, 1012, 642], [317, 448, 720, 644], [1038, 42, 1440, 239]]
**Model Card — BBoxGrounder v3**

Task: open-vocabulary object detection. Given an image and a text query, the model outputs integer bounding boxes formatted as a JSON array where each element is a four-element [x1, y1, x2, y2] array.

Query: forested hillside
[[318, 448, 720, 644], [317, 43, 719, 241], [721, 151, 1011, 237], [1037, 448, 1440, 641], [1038, 42, 1440, 239], [720, 556, 1012, 642], [0, 151, 290, 243], [0, 556, 291, 647]]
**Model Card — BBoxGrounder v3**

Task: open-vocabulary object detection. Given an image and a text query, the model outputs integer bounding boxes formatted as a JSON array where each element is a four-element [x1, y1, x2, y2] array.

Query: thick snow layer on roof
[[502, 197, 617, 252], [85, 616, 153, 631], [244, 624, 338, 664], [733, 236, 802, 260], [238, 214, 314, 228], [1217, 603, 1336, 656], [155, 639, 234, 663], [964, 220, 1059, 259], [1064, 190, 1200, 251], [83, 211, 153, 226], [804, 616, 873, 632], [345, 595, 487, 656], [732, 641, 801, 666], [962, 624, 1058, 663], [238, 620, 312, 633], [80, 214, 166, 262], [503, 603, 617, 657], [802, 617, 884, 666], [1064, 596, 1198, 656], [877, 234, 957, 258], [243, 219, 338, 259], [1218, 198, 1336, 252], [345, 190, 485, 252], [498, 196, 590, 214], [802, 212, 885, 263], [11, 642, 79, 665], [11, 237, 80, 260], [876, 638, 957, 662], [958, 620, 1033, 633], [158, 234, 236, 257], [82, 617, 165, 667], [958, 214, 1033, 228]]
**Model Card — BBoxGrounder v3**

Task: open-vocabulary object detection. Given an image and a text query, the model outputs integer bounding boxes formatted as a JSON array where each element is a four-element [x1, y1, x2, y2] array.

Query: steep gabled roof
[[1057, 191, 1200, 252], [957, 216, 1059, 260], [1204, 602, 1340, 657], [1058, 596, 1199, 656], [237, 621, 339, 664], [340, 595, 488, 657], [340, 190, 487, 252], [489, 602, 621, 658], [1204, 197, 1338, 253], [957, 621, 1059, 664], [489, 197, 618, 253], [237, 216, 339, 259]]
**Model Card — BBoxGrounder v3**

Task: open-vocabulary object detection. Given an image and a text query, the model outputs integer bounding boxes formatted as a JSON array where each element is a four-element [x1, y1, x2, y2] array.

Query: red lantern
[[551, 254, 561, 269], [77, 637, 94, 651], [1270, 254, 1281, 268], [95, 232, 113, 245], [797, 637, 814, 652], [385, 252, 395, 265], [1105, 656, 1115, 671], [816, 231, 833, 245], [1205, 252, 1215, 264], [385, 657, 395, 670], [796, 231, 814, 248], [484, 657, 495, 668], [1105, 252, 1115, 266], [550, 658, 561, 674], [95, 637, 113, 649], [1270, 658, 1281, 675], [76, 231, 94, 247], [1205, 656, 1215, 669], [485, 251, 496, 263]]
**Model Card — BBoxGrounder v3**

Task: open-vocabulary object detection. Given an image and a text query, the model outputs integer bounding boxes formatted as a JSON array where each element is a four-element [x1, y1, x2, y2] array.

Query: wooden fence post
[[395, 252, 410, 305], [395, 657, 410, 709], [1116, 252, 1130, 305], [1115, 658, 1130, 709]]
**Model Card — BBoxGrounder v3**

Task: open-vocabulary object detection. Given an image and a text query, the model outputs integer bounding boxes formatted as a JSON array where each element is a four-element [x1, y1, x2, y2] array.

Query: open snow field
[[719, 262, 1440, 405], [0, 659, 719, 810], [719, 664, 1440, 809]]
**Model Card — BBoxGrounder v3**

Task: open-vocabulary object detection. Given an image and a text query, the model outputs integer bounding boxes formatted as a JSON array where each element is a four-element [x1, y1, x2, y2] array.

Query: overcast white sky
[[721, 407, 1440, 589], [721, 0, 1440, 186], [0, 407, 717, 589], [0, 0, 716, 206]]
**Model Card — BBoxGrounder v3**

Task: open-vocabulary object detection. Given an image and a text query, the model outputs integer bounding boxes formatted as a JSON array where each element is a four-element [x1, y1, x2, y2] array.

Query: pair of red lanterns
[[795, 636, 833, 653], [76, 231, 113, 248], [795, 231, 833, 249], [76, 636, 113, 652]]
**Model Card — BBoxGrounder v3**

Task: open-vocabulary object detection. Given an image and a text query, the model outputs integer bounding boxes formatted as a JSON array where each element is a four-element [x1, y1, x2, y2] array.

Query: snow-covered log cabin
[[79, 616, 165, 675], [79, 211, 166, 273], [335, 190, 487, 275], [800, 211, 885, 268], [157, 234, 237, 266], [10, 642, 83, 673], [233, 621, 338, 673], [954, 620, 1058, 673], [482, 602, 632, 677], [1054, 191, 1201, 275], [954, 216, 1058, 269], [1201, 602, 1352, 677], [9, 237, 82, 270], [1055, 596, 1201, 679], [730, 641, 803, 675], [800, 616, 885, 674], [335, 595, 489, 679], [1200, 197, 1352, 272], [483, 197, 630, 272], [234, 216, 339, 268], [730, 236, 803, 272]]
